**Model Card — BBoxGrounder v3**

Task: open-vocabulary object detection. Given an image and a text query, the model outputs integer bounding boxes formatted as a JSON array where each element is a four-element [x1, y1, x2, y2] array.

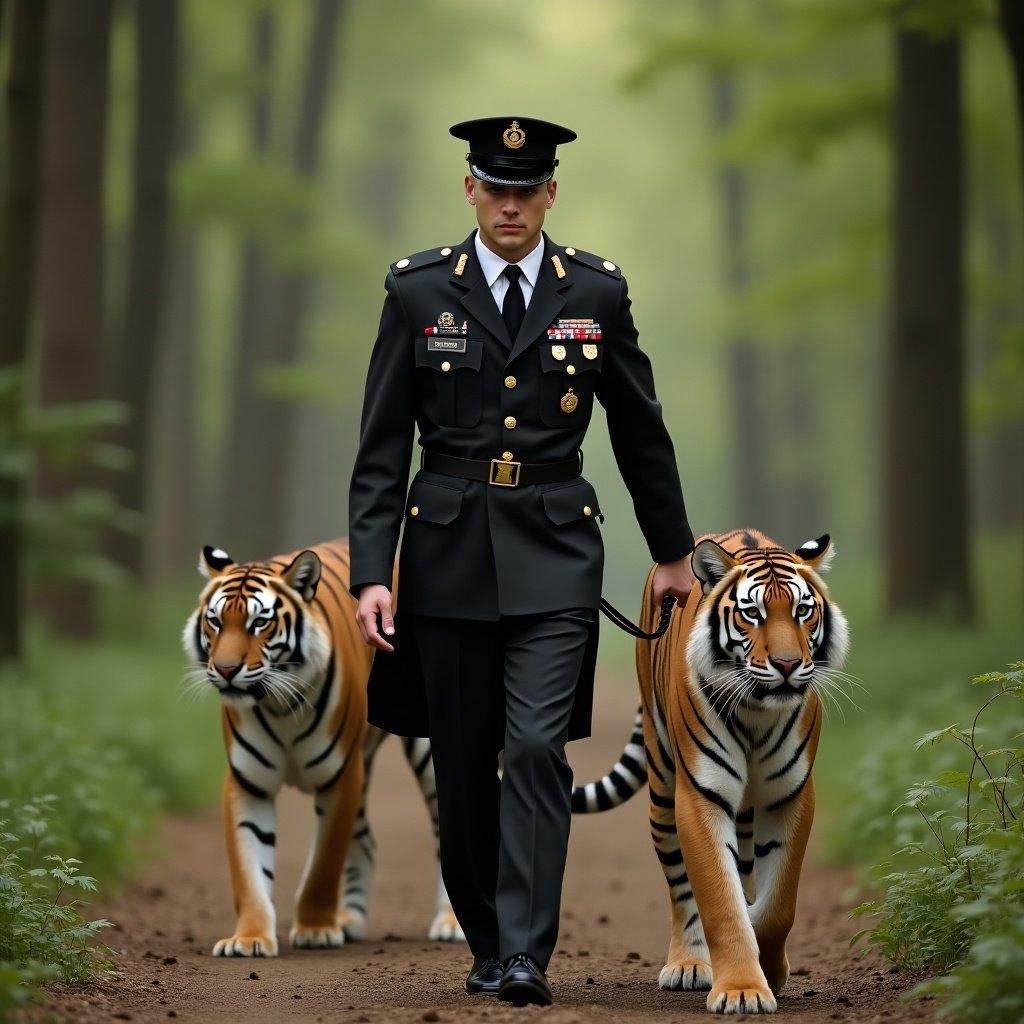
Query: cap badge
[[502, 120, 526, 150]]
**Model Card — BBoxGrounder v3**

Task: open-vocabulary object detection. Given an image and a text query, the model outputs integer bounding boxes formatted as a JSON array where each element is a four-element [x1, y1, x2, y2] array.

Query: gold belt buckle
[[489, 458, 522, 487]]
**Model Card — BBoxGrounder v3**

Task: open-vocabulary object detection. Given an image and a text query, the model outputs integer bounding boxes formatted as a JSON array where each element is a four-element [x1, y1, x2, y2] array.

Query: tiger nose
[[770, 656, 800, 679], [215, 663, 241, 681]]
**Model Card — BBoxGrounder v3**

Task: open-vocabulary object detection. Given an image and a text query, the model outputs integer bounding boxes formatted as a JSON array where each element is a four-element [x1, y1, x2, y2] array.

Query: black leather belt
[[421, 449, 582, 488]]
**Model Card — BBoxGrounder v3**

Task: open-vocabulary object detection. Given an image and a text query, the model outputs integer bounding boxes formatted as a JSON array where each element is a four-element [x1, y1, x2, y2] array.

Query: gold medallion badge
[[583, 343, 598, 360], [437, 311, 456, 330], [560, 388, 578, 414], [502, 120, 526, 150], [551, 344, 566, 361]]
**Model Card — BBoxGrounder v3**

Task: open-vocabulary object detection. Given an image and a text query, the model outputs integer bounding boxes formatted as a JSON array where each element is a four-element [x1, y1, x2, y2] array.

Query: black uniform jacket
[[348, 230, 694, 741]]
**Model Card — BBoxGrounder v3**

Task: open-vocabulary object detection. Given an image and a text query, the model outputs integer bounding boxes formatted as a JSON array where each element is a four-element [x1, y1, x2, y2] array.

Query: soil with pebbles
[[36, 673, 938, 1024]]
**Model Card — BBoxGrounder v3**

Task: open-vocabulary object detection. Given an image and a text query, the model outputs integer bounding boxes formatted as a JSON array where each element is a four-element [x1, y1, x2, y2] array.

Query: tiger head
[[182, 545, 331, 708], [686, 533, 850, 709]]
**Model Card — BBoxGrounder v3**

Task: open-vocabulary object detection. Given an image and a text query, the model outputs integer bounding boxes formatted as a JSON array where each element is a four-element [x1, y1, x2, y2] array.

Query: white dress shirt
[[474, 229, 545, 313]]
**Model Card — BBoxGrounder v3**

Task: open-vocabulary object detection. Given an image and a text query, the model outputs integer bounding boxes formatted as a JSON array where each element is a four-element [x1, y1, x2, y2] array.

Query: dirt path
[[42, 677, 938, 1024]]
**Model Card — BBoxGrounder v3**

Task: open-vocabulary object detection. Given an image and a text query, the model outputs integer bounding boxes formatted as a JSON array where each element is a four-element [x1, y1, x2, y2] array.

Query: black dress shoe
[[497, 952, 553, 1006], [465, 955, 503, 995]]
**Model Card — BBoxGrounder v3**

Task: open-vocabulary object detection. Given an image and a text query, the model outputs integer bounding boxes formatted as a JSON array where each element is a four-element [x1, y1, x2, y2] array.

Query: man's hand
[[651, 553, 696, 608], [356, 584, 396, 652]]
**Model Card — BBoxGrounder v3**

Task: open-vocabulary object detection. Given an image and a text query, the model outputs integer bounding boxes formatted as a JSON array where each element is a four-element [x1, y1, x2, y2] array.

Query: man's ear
[[199, 545, 234, 579], [691, 539, 739, 595], [281, 550, 321, 602], [465, 174, 477, 205], [794, 534, 835, 573]]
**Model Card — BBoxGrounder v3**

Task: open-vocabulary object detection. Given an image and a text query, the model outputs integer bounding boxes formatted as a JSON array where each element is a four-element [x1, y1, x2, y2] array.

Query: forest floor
[[37, 677, 939, 1024]]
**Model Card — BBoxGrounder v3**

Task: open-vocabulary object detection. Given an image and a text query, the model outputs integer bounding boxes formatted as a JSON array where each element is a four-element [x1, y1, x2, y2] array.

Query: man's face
[[465, 175, 557, 260]]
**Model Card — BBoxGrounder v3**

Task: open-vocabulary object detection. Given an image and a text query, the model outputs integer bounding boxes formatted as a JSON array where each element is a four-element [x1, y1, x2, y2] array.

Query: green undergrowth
[[0, 581, 224, 1016], [848, 664, 1024, 1024]]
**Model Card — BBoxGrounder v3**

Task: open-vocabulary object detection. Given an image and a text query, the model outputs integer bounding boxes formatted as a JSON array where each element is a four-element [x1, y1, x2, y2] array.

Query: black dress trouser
[[409, 607, 593, 969]]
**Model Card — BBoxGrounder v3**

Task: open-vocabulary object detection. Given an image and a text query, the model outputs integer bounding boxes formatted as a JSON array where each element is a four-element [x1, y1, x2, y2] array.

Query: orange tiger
[[572, 529, 850, 1014], [183, 540, 462, 956]]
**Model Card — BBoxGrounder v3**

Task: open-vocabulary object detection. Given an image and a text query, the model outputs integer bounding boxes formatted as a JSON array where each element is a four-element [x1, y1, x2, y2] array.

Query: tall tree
[[884, 29, 971, 618], [225, 0, 346, 555], [109, 0, 179, 576], [0, 0, 47, 659], [34, 0, 112, 639]]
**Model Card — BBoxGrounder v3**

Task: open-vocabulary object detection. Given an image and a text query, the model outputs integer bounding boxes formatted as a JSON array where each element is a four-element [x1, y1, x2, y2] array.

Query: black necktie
[[502, 264, 526, 342]]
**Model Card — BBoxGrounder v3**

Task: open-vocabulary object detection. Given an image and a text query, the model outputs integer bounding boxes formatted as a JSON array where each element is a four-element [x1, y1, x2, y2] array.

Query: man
[[348, 116, 696, 1006]]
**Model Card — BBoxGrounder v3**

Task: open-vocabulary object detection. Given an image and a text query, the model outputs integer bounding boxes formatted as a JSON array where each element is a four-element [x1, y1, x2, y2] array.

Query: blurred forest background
[[0, 0, 1023, 1015]]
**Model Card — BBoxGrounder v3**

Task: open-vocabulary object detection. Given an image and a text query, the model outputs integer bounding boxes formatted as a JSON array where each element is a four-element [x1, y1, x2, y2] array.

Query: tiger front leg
[[676, 785, 775, 1014], [749, 781, 816, 995], [291, 755, 364, 948], [214, 771, 279, 957]]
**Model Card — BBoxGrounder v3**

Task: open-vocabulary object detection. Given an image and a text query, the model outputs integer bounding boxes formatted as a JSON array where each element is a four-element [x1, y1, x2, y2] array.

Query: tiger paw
[[659, 956, 712, 991], [427, 907, 465, 942], [290, 921, 346, 949], [212, 933, 278, 957], [338, 907, 367, 942], [707, 982, 777, 1014]]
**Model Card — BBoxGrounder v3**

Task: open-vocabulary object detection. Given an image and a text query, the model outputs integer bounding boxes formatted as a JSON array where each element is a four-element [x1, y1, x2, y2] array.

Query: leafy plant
[[852, 663, 1024, 1022], [0, 799, 111, 1021]]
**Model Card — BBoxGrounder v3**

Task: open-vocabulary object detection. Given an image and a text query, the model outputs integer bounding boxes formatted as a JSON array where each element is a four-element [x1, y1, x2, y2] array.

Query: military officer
[[348, 116, 696, 1006]]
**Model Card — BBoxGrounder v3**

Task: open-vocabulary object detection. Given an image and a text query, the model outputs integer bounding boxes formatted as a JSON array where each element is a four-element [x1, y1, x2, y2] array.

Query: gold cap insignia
[[502, 120, 526, 150], [560, 388, 579, 414]]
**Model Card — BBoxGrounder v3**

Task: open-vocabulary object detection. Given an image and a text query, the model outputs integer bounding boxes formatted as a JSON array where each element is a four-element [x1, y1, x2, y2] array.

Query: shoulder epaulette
[[391, 245, 455, 275], [563, 246, 622, 279]]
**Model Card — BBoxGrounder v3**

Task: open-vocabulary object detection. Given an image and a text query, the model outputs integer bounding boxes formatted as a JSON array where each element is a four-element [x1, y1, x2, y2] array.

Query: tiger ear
[[691, 539, 739, 595], [199, 545, 234, 578], [794, 533, 834, 573], [281, 550, 321, 602]]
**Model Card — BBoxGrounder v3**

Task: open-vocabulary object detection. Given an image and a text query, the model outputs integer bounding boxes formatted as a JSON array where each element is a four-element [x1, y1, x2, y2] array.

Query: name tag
[[427, 338, 467, 352]]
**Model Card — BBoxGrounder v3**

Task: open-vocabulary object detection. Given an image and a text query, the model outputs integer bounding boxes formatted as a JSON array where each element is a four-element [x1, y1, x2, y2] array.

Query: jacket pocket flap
[[541, 479, 601, 525], [538, 341, 604, 373], [406, 477, 464, 525], [415, 338, 483, 372]]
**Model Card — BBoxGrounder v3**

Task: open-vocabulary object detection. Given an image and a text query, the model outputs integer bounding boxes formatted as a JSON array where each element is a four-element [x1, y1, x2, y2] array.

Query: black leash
[[599, 592, 677, 640]]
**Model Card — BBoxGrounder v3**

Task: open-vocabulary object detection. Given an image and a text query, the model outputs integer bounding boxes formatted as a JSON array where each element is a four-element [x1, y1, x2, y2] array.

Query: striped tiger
[[572, 529, 850, 1014], [182, 539, 463, 956]]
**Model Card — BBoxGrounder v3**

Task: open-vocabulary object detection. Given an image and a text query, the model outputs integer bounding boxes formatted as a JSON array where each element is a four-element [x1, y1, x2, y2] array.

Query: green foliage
[[850, 664, 1024, 1023], [0, 799, 112, 1021]]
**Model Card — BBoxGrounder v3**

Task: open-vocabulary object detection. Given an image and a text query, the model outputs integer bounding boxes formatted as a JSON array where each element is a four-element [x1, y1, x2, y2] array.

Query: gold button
[[603, 260, 616, 272], [410, 506, 419, 516], [565, 247, 576, 256], [504, 375, 517, 388], [583, 505, 592, 516], [567, 365, 576, 375], [440, 247, 452, 256], [441, 360, 451, 372], [504, 416, 517, 430], [502, 451, 514, 461], [396, 258, 410, 268]]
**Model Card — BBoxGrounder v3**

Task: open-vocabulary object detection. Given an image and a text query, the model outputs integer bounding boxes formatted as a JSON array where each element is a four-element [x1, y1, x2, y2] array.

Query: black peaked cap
[[449, 116, 577, 186]]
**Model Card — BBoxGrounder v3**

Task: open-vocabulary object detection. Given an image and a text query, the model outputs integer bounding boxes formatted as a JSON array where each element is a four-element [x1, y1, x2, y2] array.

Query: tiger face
[[686, 533, 850, 709], [182, 545, 330, 708]]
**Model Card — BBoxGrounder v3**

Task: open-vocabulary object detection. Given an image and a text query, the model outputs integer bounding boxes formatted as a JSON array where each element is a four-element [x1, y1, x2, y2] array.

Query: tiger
[[571, 529, 850, 1014], [182, 539, 464, 956]]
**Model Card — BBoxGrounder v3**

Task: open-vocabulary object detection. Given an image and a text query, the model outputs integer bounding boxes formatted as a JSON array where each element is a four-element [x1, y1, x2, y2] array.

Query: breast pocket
[[537, 341, 604, 428], [415, 338, 483, 428]]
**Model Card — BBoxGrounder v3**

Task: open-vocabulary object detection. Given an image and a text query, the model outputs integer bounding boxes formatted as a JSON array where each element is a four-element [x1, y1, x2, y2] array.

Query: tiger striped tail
[[571, 706, 647, 812]]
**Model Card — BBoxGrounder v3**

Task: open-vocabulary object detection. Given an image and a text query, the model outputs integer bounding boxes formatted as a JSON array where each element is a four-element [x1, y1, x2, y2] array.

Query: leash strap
[[599, 592, 677, 640]]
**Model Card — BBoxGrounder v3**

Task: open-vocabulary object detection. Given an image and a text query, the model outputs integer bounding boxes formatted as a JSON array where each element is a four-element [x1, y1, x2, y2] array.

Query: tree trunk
[[34, 0, 112, 640], [223, 8, 276, 557], [996, 0, 1024, 600], [710, 71, 768, 527], [109, 0, 178, 576], [884, 31, 971, 618], [225, 0, 346, 556], [0, 0, 47, 659]]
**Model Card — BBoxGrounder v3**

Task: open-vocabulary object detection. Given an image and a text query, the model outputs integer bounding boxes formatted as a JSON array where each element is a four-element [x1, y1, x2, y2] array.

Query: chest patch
[[426, 337, 467, 352]]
